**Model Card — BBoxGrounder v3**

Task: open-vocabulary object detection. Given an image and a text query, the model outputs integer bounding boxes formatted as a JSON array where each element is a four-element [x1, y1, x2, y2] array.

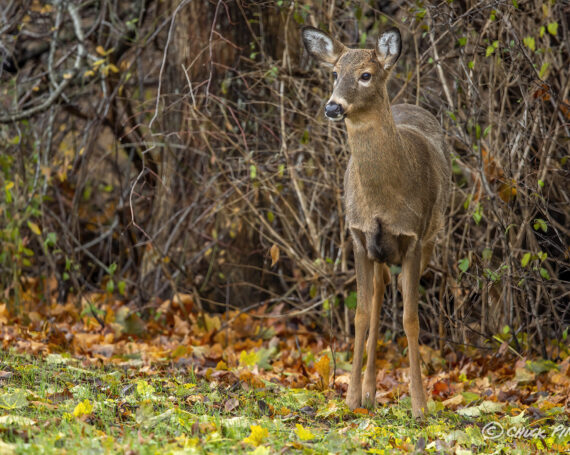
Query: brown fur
[[303, 26, 451, 417]]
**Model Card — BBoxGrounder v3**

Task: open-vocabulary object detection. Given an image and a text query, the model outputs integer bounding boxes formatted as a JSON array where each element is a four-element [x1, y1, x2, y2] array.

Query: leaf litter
[[0, 294, 568, 453]]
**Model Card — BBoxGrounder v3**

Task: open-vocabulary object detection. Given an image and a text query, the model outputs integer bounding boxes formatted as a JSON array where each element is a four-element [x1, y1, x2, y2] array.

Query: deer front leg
[[401, 243, 427, 418], [346, 238, 374, 410], [362, 262, 389, 408]]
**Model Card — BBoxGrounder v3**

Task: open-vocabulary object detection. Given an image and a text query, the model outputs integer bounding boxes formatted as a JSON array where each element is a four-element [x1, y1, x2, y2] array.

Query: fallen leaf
[[242, 425, 268, 447], [224, 398, 239, 412], [295, 423, 316, 441], [0, 415, 35, 426], [0, 390, 27, 410], [314, 355, 330, 390], [73, 399, 93, 417], [442, 394, 464, 408]]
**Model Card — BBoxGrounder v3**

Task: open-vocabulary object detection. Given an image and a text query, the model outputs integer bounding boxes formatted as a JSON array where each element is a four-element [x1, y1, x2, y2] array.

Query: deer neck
[[344, 99, 402, 189]]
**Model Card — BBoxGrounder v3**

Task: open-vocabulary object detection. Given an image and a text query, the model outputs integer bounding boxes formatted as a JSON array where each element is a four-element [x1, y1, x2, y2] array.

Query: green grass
[[0, 350, 568, 454]]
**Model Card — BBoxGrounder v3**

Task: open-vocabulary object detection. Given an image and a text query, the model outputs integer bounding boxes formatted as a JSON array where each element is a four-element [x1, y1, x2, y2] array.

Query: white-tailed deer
[[302, 26, 450, 417]]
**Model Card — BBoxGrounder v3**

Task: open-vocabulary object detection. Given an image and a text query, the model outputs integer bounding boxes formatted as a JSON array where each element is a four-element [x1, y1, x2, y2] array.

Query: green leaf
[[457, 37, 467, 46], [523, 36, 535, 52], [461, 391, 481, 404], [0, 390, 27, 410], [458, 258, 470, 273], [485, 45, 495, 57], [27, 221, 42, 236], [249, 164, 257, 180], [538, 179, 544, 188], [468, 60, 474, 69], [44, 232, 57, 248], [533, 218, 547, 233], [106, 279, 115, 293], [540, 26, 545, 38], [547, 22, 558, 36], [539, 267, 550, 280], [539, 62, 549, 80], [526, 359, 558, 374], [521, 252, 531, 268], [117, 280, 126, 295], [473, 203, 482, 225], [345, 291, 357, 310]]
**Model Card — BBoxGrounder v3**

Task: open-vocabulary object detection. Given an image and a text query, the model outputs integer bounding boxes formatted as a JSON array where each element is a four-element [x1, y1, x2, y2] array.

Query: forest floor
[[0, 292, 569, 454]]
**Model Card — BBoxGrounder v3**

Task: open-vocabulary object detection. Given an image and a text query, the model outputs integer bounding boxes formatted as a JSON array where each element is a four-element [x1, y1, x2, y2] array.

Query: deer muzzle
[[325, 101, 345, 120]]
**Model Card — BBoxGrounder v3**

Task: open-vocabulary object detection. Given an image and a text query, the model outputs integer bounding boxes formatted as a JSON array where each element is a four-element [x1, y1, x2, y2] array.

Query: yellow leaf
[[27, 221, 42, 236], [107, 64, 119, 73], [83, 70, 95, 78], [136, 380, 155, 397], [314, 355, 330, 390], [63, 72, 73, 80], [5, 181, 14, 191], [270, 244, 279, 267], [95, 46, 115, 56], [72, 399, 93, 417], [93, 59, 105, 68], [239, 349, 258, 368], [242, 425, 268, 447], [295, 424, 316, 441]]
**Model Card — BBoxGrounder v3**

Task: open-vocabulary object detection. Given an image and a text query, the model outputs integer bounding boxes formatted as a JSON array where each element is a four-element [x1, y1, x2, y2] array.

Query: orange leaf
[[314, 355, 330, 390], [270, 244, 280, 267], [352, 407, 369, 415]]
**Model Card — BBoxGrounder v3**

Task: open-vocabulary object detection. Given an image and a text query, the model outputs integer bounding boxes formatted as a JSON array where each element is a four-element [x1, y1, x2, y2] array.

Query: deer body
[[302, 26, 450, 417]]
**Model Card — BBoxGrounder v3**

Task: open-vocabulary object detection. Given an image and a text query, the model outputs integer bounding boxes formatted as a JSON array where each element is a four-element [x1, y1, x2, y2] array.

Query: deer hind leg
[[362, 262, 390, 408], [402, 243, 427, 418], [398, 238, 434, 292], [420, 239, 435, 275], [346, 236, 374, 410]]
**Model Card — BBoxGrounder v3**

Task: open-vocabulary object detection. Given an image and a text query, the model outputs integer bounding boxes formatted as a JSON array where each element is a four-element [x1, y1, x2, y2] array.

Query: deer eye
[[332, 71, 338, 80], [360, 72, 371, 81]]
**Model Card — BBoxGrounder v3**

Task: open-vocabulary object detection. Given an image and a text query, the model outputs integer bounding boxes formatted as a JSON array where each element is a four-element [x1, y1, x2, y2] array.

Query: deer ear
[[375, 28, 401, 70], [302, 27, 345, 65]]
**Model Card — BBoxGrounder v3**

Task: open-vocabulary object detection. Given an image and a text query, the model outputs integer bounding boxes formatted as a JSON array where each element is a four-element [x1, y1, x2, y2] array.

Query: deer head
[[302, 27, 402, 121]]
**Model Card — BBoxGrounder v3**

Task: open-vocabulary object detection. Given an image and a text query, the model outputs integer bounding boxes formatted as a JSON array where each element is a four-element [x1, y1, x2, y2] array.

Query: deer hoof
[[346, 388, 361, 411]]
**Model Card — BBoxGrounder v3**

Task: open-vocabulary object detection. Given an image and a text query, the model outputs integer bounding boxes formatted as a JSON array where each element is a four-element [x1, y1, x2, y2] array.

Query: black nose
[[325, 102, 344, 118]]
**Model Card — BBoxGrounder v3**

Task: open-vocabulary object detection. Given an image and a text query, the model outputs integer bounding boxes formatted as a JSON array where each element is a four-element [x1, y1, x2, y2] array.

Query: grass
[[0, 350, 568, 454]]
